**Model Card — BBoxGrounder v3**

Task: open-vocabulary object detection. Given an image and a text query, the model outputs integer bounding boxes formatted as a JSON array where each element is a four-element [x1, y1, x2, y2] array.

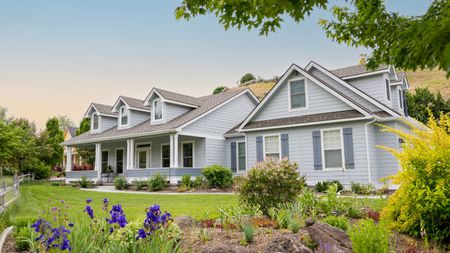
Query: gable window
[[385, 79, 391, 101], [119, 106, 128, 126], [182, 142, 194, 167], [289, 78, 307, 110], [398, 89, 403, 109], [92, 113, 99, 131], [264, 135, 280, 160], [161, 144, 170, 168], [237, 142, 246, 171], [152, 99, 163, 121], [321, 129, 344, 169]]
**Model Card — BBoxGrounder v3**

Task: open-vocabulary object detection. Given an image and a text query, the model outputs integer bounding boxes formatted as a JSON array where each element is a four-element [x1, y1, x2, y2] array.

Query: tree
[[57, 115, 75, 130], [75, 118, 95, 164], [212, 86, 227, 94], [76, 118, 90, 136], [176, 0, 450, 75], [240, 73, 256, 84], [40, 117, 64, 167], [407, 88, 450, 124]]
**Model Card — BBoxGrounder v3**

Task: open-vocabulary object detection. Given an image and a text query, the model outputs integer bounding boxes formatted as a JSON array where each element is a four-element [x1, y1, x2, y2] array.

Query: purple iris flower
[[84, 206, 94, 219], [86, 198, 93, 204], [136, 228, 147, 240]]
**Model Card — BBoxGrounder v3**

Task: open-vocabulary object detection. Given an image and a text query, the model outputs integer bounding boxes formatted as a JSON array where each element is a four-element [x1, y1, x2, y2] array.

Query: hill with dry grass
[[228, 69, 449, 100]]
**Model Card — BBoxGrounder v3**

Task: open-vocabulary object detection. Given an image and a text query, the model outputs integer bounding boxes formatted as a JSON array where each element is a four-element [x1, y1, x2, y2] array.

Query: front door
[[116, 149, 124, 174]]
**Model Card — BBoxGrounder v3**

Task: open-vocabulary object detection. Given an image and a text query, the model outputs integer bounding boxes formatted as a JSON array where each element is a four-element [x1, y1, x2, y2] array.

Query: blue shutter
[[312, 131, 322, 170], [230, 142, 237, 172], [281, 134, 289, 159], [343, 128, 355, 169], [256, 136, 263, 162]]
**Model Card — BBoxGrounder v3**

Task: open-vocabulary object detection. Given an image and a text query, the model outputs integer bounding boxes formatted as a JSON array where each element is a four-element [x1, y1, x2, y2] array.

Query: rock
[[202, 245, 250, 253], [304, 218, 315, 227], [173, 216, 195, 229], [305, 222, 352, 253], [264, 234, 313, 253]]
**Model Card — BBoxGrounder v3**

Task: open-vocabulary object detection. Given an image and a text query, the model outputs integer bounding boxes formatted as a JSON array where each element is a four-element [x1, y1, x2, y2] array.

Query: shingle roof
[[330, 64, 389, 78], [92, 103, 117, 116], [154, 88, 203, 106], [242, 110, 365, 130], [63, 89, 248, 145], [67, 127, 78, 137], [120, 96, 150, 111]]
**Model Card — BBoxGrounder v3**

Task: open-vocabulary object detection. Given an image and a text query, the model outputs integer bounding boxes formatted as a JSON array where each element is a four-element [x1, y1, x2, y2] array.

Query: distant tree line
[[407, 88, 450, 124]]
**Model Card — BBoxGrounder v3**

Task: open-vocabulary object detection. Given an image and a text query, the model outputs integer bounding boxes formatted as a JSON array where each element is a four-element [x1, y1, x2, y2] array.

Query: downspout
[[364, 118, 377, 184]]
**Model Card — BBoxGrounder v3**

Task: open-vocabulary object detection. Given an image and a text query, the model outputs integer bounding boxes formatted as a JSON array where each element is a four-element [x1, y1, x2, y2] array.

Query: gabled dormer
[[144, 88, 201, 125], [84, 103, 117, 134], [111, 96, 151, 129]]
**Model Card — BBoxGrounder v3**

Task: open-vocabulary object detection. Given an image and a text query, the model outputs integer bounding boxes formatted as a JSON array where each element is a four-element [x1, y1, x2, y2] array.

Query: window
[[136, 143, 151, 169], [138, 151, 148, 168], [153, 99, 163, 121], [101, 150, 109, 172], [119, 106, 128, 126], [322, 129, 343, 169], [264, 135, 280, 160], [92, 113, 99, 130], [289, 79, 307, 109], [398, 89, 403, 109], [237, 142, 246, 171], [182, 142, 194, 167], [116, 149, 124, 174], [161, 144, 170, 168], [385, 79, 391, 101]]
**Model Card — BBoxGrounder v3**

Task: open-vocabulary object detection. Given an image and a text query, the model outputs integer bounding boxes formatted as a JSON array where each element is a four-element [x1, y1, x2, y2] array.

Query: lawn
[[9, 183, 239, 221], [0, 176, 14, 187]]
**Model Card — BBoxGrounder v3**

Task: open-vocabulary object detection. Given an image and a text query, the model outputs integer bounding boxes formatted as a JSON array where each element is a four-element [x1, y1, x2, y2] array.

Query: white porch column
[[94, 143, 102, 181], [169, 135, 174, 167], [173, 133, 179, 168], [65, 147, 72, 172], [126, 139, 135, 170]]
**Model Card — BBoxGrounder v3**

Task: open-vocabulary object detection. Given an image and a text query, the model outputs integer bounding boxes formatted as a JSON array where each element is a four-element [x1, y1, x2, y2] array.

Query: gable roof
[[330, 64, 390, 79], [63, 89, 254, 145], [144, 88, 202, 108], [67, 127, 78, 137], [112, 96, 150, 112], [83, 103, 117, 118]]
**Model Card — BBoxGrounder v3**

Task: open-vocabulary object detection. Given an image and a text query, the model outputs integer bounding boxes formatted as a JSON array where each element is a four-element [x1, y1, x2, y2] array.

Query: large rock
[[174, 216, 196, 229], [305, 221, 352, 253], [264, 234, 313, 253], [202, 245, 250, 253]]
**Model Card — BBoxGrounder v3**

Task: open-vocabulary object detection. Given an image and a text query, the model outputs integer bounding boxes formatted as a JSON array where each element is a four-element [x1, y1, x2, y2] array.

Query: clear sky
[[0, 0, 431, 130]]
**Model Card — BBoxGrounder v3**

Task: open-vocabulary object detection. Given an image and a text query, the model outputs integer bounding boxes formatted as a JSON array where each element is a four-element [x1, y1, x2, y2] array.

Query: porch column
[[65, 147, 72, 172], [127, 139, 135, 170], [94, 143, 102, 181], [173, 133, 179, 168]]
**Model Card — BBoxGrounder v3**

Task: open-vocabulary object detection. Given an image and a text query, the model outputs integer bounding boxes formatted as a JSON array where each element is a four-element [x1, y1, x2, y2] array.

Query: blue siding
[[129, 110, 150, 127], [125, 168, 202, 178], [66, 171, 98, 179], [165, 103, 191, 122], [101, 116, 117, 132]]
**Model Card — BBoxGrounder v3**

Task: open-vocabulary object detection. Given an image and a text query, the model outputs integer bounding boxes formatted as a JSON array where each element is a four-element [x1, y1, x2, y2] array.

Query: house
[[62, 61, 415, 188], [62, 127, 82, 169]]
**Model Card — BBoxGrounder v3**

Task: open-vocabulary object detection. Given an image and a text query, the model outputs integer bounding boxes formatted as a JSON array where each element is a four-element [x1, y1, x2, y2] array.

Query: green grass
[[10, 183, 238, 221], [0, 176, 14, 187]]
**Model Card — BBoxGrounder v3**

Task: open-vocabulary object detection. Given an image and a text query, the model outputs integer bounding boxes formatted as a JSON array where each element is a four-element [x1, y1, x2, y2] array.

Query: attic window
[[119, 106, 128, 126], [153, 99, 163, 121], [92, 113, 99, 130], [385, 78, 391, 101], [289, 78, 307, 110]]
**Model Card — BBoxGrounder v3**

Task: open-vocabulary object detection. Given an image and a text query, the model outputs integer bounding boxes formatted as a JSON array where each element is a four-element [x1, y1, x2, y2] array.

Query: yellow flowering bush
[[379, 114, 450, 243]]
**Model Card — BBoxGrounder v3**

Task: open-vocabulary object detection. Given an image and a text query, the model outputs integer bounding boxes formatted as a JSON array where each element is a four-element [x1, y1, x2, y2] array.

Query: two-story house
[[62, 61, 415, 188]]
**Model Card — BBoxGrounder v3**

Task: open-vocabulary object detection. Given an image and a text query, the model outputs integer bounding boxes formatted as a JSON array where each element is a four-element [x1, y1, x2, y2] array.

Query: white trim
[[384, 76, 392, 104], [163, 99, 199, 108], [398, 88, 403, 110], [178, 131, 225, 140], [152, 98, 164, 123], [181, 141, 195, 167], [118, 106, 130, 128], [320, 128, 345, 171], [262, 134, 281, 160], [114, 148, 125, 174], [84, 103, 118, 118], [144, 88, 198, 108], [135, 142, 152, 169], [236, 141, 246, 172], [364, 119, 376, 183], [240, 116, 372, 132], [288, 77, 308, 111], [160, 143, 170, 168], [91, 113, 101, 133], [305, 61, 399, 117], [340, 69, 390, 80], [244, 134, 248, 171], [112, 97, 151, 113]]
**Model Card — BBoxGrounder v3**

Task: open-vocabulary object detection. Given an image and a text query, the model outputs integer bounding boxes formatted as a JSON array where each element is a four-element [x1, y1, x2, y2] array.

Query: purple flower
[[136, 228, 147, 240], [68, 223, 74, 227], [84, 206, 94, 219], [109, 227, 114, 233], [103, 198, 109, 204], [150, 205, 160, 212], [86, 198, 93, 204]]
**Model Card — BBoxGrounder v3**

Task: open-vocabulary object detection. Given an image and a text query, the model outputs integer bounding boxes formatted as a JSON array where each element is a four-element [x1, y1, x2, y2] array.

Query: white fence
[[0, 174, 33, 213]]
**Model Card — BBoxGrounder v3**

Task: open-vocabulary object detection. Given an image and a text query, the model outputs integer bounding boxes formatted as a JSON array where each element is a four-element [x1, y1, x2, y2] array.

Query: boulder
[[173, 216, 196, 229], [202, 245, 250, 253], [264, 234, 313, 253], [305, 222, 352, 253]]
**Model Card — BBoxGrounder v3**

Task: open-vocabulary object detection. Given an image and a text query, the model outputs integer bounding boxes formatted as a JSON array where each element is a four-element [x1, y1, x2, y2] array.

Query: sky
[[0, 0, 431, 130]]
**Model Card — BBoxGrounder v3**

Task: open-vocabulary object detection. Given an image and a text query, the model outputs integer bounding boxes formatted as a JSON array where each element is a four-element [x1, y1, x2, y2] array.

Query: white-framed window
[[152, 99, 163, 121], [119, 106, 128, 126], [288, 78, 307, 110], [91, 112, 99, 131], [182, 141, 194, 167], [385, 78, 391, 101], [135, 143, 151, 169], [161, 144, 170, 168], [321, 128, 344, 170], [237, 141, 246, 171], [398, 89, 403, 109], [101, 150, 109, 172], [115, 148, 124, 174], [264, 135, 281, 160]]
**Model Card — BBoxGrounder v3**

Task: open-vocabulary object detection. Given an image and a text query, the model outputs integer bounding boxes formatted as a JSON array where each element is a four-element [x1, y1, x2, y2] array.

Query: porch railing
[[66, 170, 99, 180], [124, 168, 202, 178]]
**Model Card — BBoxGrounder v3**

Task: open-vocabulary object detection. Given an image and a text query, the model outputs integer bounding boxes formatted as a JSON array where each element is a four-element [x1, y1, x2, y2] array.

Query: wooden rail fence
[[0, 174, 33, 213]]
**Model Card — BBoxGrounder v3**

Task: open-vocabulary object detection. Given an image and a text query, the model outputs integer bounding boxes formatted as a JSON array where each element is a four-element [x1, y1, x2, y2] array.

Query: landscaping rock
[[263, 234, 312, 253], [305, 222, 352, 253], [202, 245, 250, 253], [304, 218, 315, 227], [174, 216, 196, 229]]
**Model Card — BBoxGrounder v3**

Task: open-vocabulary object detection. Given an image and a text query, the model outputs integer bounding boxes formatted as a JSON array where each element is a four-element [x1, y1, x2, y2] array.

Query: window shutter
[[256, 136, 263, 162], [343, 128, 355, 169], [280, 134, 289, 159], [312, 131, 322, 170], [230, 142, 237, 172]]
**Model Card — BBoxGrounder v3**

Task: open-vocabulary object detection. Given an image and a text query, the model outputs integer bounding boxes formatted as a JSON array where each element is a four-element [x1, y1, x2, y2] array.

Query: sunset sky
[[0, 0, 430, 130]]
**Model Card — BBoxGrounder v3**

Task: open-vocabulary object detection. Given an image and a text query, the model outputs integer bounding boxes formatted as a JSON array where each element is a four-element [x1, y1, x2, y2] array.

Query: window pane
[[323, 130, 341, 150], [325, 150, 342, 168], [398, 90, 403, 108], [264, 136, 279, 154], [183, 143, 193, 167], [138, 151, 147, 168], [291, 94, 305, 108], [266, 153, 280, 160], [183, 158, 193, 167], [101, 151, 108, 171], [121, 108, 128, 125], [162, 145, 170, 167], [154, 100, 162, 120], [116, 149, 123, 174], [93, 115, 99, 129], [290, 80, 305, 94], [238, 142, 246, 171]]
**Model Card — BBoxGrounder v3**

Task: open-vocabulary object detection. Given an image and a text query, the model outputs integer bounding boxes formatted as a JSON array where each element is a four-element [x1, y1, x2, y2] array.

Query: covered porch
[[65, 133, 205, 184]]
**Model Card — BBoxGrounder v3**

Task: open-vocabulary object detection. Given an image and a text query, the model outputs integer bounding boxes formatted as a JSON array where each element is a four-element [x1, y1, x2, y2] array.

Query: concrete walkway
[[80, 185, 236, 195]]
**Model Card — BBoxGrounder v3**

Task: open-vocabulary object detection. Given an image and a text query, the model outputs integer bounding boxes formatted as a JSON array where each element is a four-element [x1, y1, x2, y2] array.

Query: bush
[[232, 175, 245, 190], [33, 161, 51, 180], [148, 173, 168, 191], [15, 226, 33, 251], [242, 224, 254, 243], [349, 219, 391, 253], [133, 180, 147, 191], [79, 176, 89, 188], [289, 220, 300, 234], [212, 86, 227, 94], [192, 175, 206, 189], [380, 114, 450, 243], [238, 159, 305, 216], [114, 176, 127, 190], [240, 73, 255, 84], [201, 165, 233, 189], [322, 216, 349, 231], [181, 174, 192, 188], [315, 180, 343, 193], [351, 182, 375, 195]]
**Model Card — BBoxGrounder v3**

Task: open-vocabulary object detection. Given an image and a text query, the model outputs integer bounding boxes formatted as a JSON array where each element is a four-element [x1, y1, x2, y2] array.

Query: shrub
[[351, 182, 375, 195], [232, 175, 245, 190], [212, 86, 227, 94], [275, 209, 291, 229], [114, 176, 127, 190], [192, 175, 206, 189], [322, 216, 349, 231], [79, 176, 89, 188], [181, 174, 192, 188], [238, 159, 305, 216], [289, 220, 301, 234], [351, 182, 364, 194], [148, 173, 168, 191], [349, 219, 391, 253], [15, 226, 33, 251], [242, 224, 254, 243], [315, 180, 343, 193], [33, 161, 51, 180], [380, 114, 450, 243], [201, 165, 233, 189], [133, 180, 147, 191], [240, 73, 255, 84]]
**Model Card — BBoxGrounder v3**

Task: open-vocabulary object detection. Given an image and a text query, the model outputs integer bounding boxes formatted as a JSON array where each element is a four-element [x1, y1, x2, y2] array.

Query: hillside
[[229, 69, 449, 100]]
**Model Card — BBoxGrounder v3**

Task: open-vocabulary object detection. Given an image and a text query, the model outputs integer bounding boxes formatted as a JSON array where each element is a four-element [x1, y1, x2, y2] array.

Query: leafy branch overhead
[[175, 0, 450, 76]]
